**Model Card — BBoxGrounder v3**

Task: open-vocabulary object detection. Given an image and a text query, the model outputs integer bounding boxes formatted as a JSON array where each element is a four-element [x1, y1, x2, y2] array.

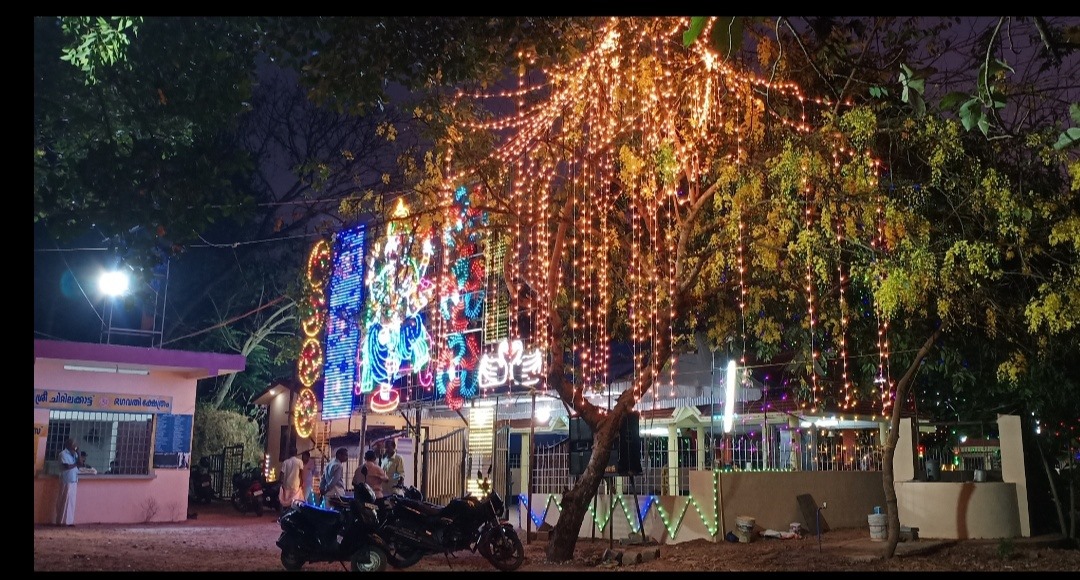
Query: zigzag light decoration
[[520, 469, 724, 541]]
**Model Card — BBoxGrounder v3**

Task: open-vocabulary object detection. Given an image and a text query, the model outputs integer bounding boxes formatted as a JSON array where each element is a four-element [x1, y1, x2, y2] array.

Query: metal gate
[[421, 428, 467, 506], [201, 450, 227, 499], [220, 444, 245, 499], [493, 425, 511, 514]]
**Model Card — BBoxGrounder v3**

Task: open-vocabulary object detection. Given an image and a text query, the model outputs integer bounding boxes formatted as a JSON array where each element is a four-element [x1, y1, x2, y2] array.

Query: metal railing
[[529, 428, 886, 495]]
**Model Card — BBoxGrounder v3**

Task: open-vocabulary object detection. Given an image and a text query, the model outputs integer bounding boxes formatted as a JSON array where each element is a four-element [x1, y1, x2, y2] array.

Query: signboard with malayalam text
[[34, 389, 173, 414]]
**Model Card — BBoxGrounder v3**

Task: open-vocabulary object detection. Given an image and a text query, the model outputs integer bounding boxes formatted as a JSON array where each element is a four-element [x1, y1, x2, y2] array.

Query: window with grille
[[43, 410, 154, 476]]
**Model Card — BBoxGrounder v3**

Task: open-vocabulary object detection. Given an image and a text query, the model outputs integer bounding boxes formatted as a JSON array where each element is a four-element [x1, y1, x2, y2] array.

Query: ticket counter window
[[44, 410, 154, 476]]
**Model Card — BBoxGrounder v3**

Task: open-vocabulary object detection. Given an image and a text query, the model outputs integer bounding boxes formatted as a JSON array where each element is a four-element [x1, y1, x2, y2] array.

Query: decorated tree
[[429, 16, 1080, 560]]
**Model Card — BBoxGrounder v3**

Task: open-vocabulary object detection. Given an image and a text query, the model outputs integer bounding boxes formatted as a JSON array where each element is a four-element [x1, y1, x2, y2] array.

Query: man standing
[[279, 448, 305, 510], [299, 450, 314, 503], [380, 438, 405, 496], [353, 449, 388, 499], [55, 438, 79, 526], [320, 447, 349, 507]]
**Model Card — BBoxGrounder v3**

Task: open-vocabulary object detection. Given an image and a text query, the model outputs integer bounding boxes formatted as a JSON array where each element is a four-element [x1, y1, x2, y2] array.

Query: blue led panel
[[321, 224, 367, 420]]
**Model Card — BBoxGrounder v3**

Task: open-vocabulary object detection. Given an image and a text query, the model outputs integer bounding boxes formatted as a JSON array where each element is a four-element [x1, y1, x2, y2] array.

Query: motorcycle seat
[[297, 503, 343, 526], [401, 498, 444, 516]]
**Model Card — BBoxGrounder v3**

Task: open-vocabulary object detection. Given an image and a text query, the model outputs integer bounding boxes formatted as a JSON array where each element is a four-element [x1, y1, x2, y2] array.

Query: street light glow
[[99, 270, 130, 297]]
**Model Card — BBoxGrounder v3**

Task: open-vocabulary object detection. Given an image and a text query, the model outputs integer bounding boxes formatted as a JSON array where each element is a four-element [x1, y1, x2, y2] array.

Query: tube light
[[723, 360, 737, 433], [63, 364, 149, 376]]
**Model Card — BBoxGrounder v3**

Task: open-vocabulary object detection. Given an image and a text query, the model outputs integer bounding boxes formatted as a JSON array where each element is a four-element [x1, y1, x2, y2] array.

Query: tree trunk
[[546, 409, 623, 562], [1032, 427, 1068, 537], [881, 327, 940, 558]]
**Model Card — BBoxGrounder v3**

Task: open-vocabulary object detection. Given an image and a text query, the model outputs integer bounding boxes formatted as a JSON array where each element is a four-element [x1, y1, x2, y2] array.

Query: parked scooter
[[374, 466, 524, 571], [231, 465, 282, 516], [277, 482, 390, 571]]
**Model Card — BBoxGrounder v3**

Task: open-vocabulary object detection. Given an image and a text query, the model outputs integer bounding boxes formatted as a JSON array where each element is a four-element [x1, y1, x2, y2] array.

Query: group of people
[[319, 439, 406, 506], [52, 435, 409, 525], [277, 438, 405, 511], [354, 438, 405, 499]]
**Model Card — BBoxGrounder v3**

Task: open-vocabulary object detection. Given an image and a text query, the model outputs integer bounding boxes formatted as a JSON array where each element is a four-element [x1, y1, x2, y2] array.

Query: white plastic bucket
[[735, 515, 756, 543], [868, 513, 887, 541]]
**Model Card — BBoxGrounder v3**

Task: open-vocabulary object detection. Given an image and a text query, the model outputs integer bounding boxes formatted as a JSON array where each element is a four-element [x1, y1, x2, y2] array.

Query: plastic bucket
[[735, 515, 756, 543], [868, 513, 887, 541]]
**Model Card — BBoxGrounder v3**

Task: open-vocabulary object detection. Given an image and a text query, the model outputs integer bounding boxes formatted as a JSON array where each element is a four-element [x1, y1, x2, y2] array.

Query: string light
[[434, 17, 891, 418]]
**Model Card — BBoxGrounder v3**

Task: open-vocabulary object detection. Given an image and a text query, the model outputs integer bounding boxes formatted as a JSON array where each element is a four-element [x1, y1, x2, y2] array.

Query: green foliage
[[58, 16, 143, 84], [837, 106, 878, 150], [899, 63, 927, 119], [683, 17, 708, 47], [35, 16, 265, 273], [1054, 103, 1080, 151], [265, 17, 591, 116], [191, 404, 263, 468]]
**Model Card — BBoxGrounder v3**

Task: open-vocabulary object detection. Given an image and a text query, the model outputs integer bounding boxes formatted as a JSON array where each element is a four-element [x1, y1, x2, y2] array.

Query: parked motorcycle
[[190, 460, 215, 504], [277, 482, 389, 571], [231, 465, 281, 516], [374, 468, 524, 571]]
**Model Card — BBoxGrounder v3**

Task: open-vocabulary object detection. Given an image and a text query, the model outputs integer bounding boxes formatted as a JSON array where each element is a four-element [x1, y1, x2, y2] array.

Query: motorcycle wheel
[[479, 528, 525, 572], [385, 541, 424, 569], [280, 549, 304, 571], [350, 546, 388, 572], [231, 492, 247, 513]]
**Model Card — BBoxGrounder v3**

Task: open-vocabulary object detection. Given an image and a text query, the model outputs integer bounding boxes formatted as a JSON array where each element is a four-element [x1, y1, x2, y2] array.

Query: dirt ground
[[33, 499, 1079, 572]]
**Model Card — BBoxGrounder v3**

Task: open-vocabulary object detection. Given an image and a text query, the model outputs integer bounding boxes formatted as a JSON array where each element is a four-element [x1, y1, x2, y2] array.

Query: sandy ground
[[33, 499, 1079, 572]]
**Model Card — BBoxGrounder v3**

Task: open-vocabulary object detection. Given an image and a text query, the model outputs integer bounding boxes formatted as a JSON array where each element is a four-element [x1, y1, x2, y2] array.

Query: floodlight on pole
[[722, 359, 737, 433], [99, 270, 131, 297]]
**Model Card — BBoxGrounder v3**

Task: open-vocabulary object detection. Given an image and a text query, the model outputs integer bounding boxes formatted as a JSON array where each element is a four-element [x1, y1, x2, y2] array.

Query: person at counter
[[77, 451, 97, 474], [55, 438, 80, 526]]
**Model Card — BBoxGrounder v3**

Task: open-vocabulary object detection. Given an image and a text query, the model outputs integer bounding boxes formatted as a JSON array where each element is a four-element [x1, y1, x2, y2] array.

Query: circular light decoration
[[306, 239, 332, 289], [293, 387, 319, 438], [297, 337, 324, 387], [300, 287, 327, 337]]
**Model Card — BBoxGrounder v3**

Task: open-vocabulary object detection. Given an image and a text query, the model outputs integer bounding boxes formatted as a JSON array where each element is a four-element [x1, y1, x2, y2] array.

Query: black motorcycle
[[374, 472, 524, 571], [277, 483, 389, 572], [190, 460, 215, 504], [231, 465, 281, 516]]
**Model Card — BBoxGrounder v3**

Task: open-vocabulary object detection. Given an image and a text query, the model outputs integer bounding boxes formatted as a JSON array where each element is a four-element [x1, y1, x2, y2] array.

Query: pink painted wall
[[34, 340, 244, 525]]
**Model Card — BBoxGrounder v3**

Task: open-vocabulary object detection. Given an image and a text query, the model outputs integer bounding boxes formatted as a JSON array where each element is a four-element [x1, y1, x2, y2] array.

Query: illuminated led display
[[358, 199, 435, 413], [435, 186, 488, 410], [321, 224, 367, 420]]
